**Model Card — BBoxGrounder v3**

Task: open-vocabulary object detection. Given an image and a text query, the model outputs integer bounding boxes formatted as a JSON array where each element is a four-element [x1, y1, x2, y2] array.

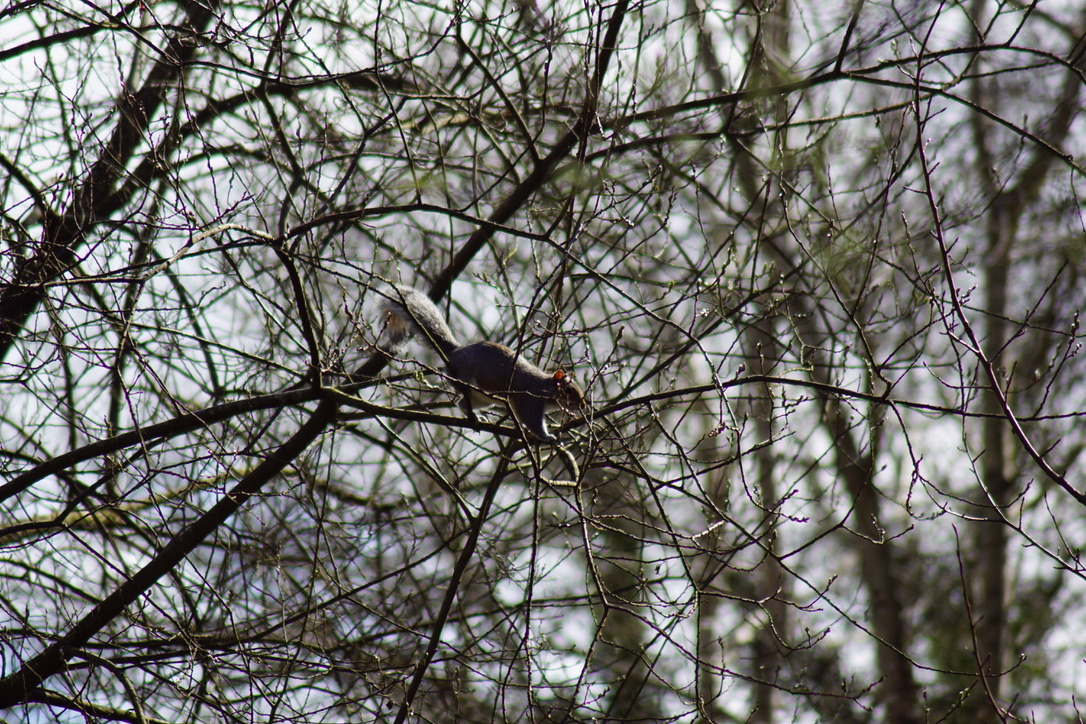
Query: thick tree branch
[[0, 398, 338, 708], [0, 0, 218, 360]]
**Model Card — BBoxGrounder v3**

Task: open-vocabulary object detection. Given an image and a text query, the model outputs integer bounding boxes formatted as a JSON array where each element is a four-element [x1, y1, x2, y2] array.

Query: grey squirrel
[[379, 286, 584, 443]]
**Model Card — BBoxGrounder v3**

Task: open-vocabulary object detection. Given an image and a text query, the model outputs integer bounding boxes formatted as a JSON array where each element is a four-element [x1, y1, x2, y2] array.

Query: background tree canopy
[[1, 0, 1084, 721]]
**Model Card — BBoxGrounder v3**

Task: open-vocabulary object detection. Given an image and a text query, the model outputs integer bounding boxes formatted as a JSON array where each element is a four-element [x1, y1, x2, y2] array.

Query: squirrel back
[[447, 340, 583, 411]]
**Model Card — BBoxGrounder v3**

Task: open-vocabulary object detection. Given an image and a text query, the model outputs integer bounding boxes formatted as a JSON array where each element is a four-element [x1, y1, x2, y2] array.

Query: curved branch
[[914, 100, 1086, 507]]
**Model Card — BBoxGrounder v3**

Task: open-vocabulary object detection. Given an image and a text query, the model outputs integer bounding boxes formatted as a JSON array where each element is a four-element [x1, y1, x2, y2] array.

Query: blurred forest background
[[1, 0, 1085, 721]]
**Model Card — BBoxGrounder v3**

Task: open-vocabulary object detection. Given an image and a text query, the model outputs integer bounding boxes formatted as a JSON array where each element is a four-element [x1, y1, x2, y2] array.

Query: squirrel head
[[551, 369, 585, 411]]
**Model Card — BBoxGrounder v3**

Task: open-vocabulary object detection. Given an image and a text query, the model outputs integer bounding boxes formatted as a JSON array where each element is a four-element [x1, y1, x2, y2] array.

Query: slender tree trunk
[[747, 319, 787, 724], [968, 193, 1018, 717], [822, 393, 920, 724]]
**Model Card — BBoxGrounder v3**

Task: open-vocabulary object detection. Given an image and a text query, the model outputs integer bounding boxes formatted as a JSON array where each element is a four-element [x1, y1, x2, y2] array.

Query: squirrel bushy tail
[[379, 286, 461, 360]]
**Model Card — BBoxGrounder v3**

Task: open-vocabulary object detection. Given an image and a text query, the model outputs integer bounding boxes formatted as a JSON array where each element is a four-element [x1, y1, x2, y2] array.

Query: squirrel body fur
[[380, 286, 583, 442]]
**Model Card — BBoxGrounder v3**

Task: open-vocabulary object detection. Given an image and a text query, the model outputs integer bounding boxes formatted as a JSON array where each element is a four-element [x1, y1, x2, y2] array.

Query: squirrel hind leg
[[455, 386, 479, 422]]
